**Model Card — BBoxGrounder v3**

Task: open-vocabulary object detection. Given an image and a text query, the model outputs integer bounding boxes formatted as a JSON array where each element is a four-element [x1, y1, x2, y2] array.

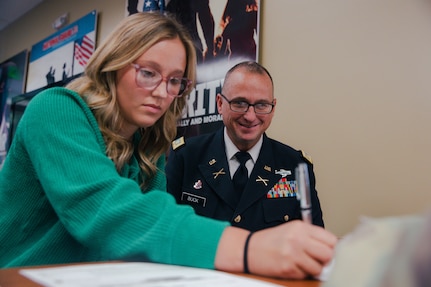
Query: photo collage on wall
[[125, 0, 260, 139]]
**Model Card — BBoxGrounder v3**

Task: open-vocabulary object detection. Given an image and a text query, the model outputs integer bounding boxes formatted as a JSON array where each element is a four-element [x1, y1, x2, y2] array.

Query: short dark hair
[[225, 61, 273, 86]]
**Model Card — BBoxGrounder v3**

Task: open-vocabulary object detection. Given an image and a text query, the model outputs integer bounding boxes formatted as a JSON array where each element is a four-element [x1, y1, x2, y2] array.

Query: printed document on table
[[20, 262, 283, 287]]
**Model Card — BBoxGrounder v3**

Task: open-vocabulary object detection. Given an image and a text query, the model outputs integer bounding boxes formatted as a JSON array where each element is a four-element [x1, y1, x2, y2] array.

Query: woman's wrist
[[214, 226, 250, 272], [243, 231, 254, 273]]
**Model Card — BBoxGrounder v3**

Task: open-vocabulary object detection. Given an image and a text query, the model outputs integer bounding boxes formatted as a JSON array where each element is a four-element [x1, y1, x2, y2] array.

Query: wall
[[1, 0, 431, 237], [261, 0, 431, 236]]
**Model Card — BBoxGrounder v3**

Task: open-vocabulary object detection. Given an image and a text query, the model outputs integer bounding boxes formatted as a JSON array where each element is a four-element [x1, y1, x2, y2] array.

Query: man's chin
[[238, 132, 260, 142], [242, 126, 261, 134]]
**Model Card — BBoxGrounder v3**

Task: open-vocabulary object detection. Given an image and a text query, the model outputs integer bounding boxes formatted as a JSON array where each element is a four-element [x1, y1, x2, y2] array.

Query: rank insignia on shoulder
[[300, 150, 313, 164], [172, 136, 185, 150]]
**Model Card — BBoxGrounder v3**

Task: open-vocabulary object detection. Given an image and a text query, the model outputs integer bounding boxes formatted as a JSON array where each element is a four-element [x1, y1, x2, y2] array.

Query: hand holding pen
[[237, 162, 337, 278]]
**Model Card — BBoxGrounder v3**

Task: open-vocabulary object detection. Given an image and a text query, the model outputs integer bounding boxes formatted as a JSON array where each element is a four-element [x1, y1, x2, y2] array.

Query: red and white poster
[[26, 10, 97, 93]]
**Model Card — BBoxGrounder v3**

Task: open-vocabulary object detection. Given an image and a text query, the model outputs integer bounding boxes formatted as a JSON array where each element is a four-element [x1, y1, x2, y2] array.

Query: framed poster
[[0, 50, 28, 168], [26, 10, 97, 93], [0, 50, 28, 123], [125, 0, 260, 138]]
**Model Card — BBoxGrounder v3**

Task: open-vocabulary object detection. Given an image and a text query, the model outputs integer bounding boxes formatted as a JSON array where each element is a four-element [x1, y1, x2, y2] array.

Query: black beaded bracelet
[[243, 232, 254, 274]]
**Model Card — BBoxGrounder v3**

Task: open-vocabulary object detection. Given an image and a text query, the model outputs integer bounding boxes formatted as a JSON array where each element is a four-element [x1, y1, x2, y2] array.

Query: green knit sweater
[[0, 87, 229, 268]]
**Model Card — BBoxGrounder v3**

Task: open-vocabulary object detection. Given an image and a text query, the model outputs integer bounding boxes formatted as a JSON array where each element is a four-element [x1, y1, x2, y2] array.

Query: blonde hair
[[67, 12, 196, 188]]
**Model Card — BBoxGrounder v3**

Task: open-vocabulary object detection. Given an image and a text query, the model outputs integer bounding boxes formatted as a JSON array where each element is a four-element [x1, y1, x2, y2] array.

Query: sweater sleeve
[[19, 87, 230, 268]]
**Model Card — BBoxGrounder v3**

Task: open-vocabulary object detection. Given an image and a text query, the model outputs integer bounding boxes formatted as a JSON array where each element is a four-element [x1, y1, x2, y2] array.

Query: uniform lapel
[[197, 129, 238, 209], [236, 135, 283, 213]]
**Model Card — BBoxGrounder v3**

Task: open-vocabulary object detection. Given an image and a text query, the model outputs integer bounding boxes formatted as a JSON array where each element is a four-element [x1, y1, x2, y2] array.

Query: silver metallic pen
[[295, 163, 312, 224]]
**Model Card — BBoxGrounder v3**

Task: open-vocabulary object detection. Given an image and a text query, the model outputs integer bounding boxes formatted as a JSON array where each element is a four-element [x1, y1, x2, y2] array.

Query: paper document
[[20, 262, 284, 287]]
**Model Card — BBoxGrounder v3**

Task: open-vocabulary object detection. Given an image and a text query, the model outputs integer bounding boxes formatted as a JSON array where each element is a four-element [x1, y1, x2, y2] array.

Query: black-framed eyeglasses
[[131, 63, 192, 97], [220, 94, 274, 114]]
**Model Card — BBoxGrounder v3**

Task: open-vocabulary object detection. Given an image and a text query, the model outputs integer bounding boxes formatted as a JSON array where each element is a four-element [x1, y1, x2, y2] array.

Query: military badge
[[267, 178, 297, 198], [172, 136, 185, 150], [193, 180, 202, 189]]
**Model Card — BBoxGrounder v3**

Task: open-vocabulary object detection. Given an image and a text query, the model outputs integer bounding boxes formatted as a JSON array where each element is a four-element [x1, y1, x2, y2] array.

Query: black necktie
[[233, 151, 251, 192]]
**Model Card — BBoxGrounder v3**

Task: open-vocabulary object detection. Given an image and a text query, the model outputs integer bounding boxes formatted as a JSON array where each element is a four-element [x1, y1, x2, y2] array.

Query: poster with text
[[26, 10, 97, 93], [125, 0, 260, 139]]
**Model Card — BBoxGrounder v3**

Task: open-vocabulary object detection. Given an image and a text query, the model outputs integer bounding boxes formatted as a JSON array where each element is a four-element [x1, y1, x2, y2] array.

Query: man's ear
[[216, 93, 224, 114], [272, 98, 277, 112]]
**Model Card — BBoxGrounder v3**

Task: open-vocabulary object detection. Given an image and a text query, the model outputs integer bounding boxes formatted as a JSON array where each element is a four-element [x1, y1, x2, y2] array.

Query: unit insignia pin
[[193, 180, 203, 189]]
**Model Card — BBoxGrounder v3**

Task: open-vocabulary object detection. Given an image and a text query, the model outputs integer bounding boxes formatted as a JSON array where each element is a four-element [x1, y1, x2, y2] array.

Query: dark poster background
[[0, 50, 28, 168], [126, 0, 260, 139], [0, 50, 27, 125]]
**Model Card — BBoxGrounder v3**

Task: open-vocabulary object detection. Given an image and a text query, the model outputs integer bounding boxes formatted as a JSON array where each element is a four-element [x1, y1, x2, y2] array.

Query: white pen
[[295, 163, 312, 224]]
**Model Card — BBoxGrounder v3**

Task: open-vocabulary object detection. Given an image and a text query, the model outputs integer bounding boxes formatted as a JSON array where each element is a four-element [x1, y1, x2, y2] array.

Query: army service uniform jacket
[[165, 129, 324, 232]]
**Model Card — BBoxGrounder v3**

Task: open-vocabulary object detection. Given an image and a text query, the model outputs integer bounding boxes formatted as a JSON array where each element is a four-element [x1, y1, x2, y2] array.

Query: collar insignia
[[256, 175, 269, 186], [213, 168, 226, 179]]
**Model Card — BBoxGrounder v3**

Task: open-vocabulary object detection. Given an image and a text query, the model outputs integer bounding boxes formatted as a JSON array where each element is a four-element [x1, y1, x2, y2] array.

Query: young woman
[[0, 12, 336, 279]]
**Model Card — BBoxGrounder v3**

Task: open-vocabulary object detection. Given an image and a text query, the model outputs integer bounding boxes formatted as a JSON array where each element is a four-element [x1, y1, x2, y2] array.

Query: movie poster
[[26, 10, 97, 93], [125, 0, 260, 138]]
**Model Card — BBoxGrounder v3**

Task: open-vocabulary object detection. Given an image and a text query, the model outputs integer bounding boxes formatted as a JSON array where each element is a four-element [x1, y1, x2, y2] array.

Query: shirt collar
[[224, 127, 263, 164]]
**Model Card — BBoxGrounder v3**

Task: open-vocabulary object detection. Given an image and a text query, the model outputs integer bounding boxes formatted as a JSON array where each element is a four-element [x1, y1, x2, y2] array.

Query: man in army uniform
[[166, 61, 325, 232]]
